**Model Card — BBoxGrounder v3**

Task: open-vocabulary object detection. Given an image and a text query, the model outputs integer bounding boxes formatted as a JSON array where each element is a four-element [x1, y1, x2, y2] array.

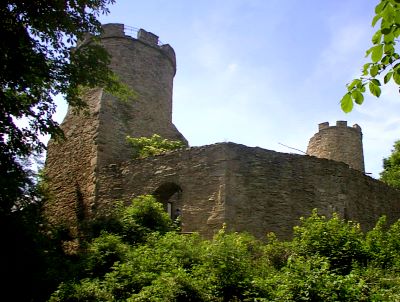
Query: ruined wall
[[45, 24, 187, 227], [96, 144, 230, 238], [307, 121, 365, 172], [45, 89, 102, 228], [223, 144, 398, 238], [95, 143, 400, 240]]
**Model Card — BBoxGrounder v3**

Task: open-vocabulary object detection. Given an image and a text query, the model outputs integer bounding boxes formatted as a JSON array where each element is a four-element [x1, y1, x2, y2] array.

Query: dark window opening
[[153, 182, 182, 220]]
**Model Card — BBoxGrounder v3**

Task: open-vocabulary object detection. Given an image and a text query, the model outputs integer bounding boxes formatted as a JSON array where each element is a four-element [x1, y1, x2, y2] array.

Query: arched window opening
[[153, 182, 182, 220]]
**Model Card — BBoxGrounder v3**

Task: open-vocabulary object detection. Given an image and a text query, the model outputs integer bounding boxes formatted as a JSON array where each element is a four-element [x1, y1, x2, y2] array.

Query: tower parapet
[[307, 121, 365, 172]]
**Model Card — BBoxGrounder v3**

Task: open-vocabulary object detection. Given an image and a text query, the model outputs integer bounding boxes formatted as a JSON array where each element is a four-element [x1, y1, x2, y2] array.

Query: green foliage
[[366, 216, 400, 268], [126, 134, 185, 159], [118, 195, 175, 244], [49, 208, 400, 302], [380, 140, 400, 188], [49, 278, 113, 302], [84, 233, 129, 277], [292, 211, 368, 274], [341, 0, 400, 112], [128, 268, 206, 302], [192, 228, 263, 301]]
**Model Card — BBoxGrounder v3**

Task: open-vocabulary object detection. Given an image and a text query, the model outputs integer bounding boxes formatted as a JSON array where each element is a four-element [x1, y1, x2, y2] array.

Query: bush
[[126, 134, 185, 159], [292, 210, 368, 274], [119, 195, 174, 244], [84, 232, 129, 277]]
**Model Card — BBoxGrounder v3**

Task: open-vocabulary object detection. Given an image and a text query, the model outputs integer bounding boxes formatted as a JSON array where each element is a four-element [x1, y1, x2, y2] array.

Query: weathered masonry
[[307, 121, 365, 172], [45, 23, 400, 240]]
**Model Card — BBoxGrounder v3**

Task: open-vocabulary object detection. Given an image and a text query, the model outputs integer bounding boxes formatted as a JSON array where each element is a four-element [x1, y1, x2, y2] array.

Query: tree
[[380, 140, 400, 188], [0, 0, 129, 213], [341, 0, 400, 112]]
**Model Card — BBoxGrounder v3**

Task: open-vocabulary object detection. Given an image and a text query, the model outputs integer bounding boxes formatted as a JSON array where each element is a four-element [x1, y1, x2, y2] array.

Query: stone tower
[[307, 121, 364, 172], [45, 24, 187, 227]]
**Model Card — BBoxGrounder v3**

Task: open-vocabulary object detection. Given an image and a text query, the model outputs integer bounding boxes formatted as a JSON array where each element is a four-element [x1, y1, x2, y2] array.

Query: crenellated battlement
[[101, 23, 162, 46], [318, 121, 362, 132], [78, 23, 176, 70], [308, 121, 364, 172]]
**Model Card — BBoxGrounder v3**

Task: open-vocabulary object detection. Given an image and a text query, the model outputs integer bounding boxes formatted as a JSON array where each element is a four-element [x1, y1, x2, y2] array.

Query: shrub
[[292, 210, 368, 274], [119, 195, 174, 244], [126, 134, 185, 159]]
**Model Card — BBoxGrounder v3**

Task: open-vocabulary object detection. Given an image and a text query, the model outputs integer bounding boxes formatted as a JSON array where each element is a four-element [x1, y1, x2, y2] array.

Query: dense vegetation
[[42, 195, 400, 302], [380, 140, 400, 189], [126, 134, 186, 159]]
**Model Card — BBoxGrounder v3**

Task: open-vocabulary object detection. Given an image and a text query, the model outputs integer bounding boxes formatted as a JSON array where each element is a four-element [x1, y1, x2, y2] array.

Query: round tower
[[307, 121, 365, 172], [88, 23, 188, 167], [45, 24, 187, 229]]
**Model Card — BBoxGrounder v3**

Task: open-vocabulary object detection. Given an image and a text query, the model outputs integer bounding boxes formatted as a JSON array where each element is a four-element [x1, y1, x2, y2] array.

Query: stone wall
[[95, 143, 400, 240], [45, 24, 187, 227], [96, 144, 230, 238], [45, 88, 102, 228], [307, 121, 365, 172]]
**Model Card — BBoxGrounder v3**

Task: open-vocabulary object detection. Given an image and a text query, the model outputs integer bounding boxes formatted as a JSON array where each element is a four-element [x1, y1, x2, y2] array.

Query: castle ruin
[[45, 24, 400, 239]]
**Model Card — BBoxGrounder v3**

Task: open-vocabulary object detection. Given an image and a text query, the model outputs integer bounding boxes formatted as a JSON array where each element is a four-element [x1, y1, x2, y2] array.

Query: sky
[[52, 0, 400, 178]]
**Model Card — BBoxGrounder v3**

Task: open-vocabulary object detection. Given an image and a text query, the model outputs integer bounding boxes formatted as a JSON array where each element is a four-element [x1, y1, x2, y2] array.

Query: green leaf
[[394, 26, 400, 38], [371, 78, 381, 86], [369, 81, 382, 97], [382, 5, 395, 23], [341, 93, 353, 113], [362, 63, 372, 76], [393, 71, 400, 84], [372, 30, 382, 44], [384, 43, 394, 55], [347, 79, 362, 90], [370, 64, 380, 77], [383, 32, 394, 43], [365, 47, 374, 58], [381, 55, 390, 64], [375, 1, 387, 14], [381, 18, 393, 34], [351, 89, 364, 105], [384, 71, 393, 84], [371, 44, 384, 63], [381, 26, 392, 34], [372, 14, 382, 27]]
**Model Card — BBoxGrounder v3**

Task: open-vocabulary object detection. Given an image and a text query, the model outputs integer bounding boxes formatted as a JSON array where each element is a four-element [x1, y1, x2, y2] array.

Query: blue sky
[[52, 0, 400, 178]]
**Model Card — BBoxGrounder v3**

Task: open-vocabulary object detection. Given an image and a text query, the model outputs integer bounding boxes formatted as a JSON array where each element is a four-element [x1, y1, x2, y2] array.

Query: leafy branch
[[342, 0, 400, 112]]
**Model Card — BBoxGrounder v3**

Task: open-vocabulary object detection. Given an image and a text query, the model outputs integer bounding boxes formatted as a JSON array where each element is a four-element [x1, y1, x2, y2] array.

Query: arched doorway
[[153, 182, 182, 220]]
